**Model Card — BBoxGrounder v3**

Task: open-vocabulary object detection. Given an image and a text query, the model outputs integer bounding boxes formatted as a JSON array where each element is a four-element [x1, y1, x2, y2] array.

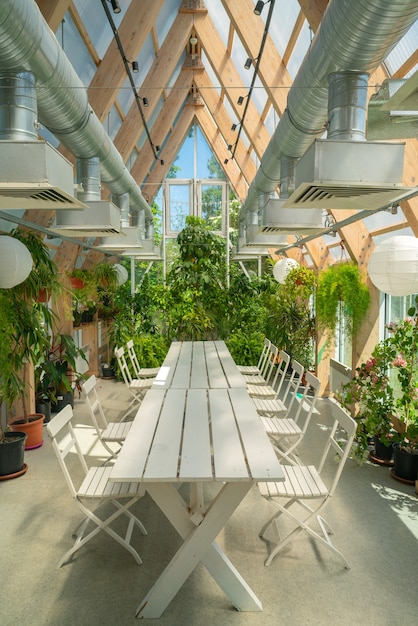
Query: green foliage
[[226, 331, 265, 366], [316, 262, 370, 336]]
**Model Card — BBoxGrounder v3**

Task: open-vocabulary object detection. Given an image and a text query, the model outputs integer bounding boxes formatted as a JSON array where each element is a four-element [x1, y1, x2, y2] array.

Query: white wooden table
[[152, 340, 247, 389], [110, 384, 284, 618]]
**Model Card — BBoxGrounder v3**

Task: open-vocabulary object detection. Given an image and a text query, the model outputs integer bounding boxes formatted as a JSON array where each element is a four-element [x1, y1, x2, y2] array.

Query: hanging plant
[[316, 262, 370, 337]]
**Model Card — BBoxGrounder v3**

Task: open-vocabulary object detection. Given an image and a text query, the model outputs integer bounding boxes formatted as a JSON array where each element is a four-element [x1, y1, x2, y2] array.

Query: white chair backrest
[[281, 359, 305, 415], [263, 343, 279, 383], [318, 400, 357, 496], [115, 346, 133, 386], [291, 370, 321, 433], [269, 350, 290, 394], [257, 338, 271, 372], [47, 404, 88, 498], [126, 339, 141, 378], [82, 374, 108, 434]]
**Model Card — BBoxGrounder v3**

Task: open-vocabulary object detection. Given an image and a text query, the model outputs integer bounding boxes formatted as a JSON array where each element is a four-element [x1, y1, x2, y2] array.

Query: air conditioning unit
[[98, 226, 142, 252], [246, 224, 288, 247], [282, 139, 415, 211], [261, 199, 323, 234], [0, 141, 86, 209], [125, 240, 162, 260], [49, 201, 122, 236]]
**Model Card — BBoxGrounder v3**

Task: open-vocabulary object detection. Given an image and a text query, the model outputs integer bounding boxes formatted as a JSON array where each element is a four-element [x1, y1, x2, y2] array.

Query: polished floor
[[2, 377, 417, 626]]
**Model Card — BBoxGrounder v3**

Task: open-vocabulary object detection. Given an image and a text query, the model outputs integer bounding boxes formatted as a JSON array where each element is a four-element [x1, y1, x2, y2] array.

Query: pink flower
[[392, 356, 407, 368]]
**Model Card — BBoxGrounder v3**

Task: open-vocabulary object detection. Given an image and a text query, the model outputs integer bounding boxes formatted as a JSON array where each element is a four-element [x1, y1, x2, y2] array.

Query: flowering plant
[[384, 300, 418, 451], [340, 343, 395, 459]]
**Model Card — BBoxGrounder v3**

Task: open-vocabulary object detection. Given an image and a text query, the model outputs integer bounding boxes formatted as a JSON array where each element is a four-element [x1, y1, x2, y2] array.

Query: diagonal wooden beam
[[87, 0, 165, 121], [113, 12, 194, 161]]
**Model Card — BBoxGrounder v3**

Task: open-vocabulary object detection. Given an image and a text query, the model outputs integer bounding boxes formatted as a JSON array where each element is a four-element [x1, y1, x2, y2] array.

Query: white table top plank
[[152, 342, 182, 389], [189, 342, 208, 389], [204, 341, 228, 388], [228, 388, 284, 481], [214, 341, 247, 388], [209, 389, 249, 481], [143, 389, 186, 481], [109, 389, 165, 482], [179, 389, 213, 480], [171, 342, 193, 388]]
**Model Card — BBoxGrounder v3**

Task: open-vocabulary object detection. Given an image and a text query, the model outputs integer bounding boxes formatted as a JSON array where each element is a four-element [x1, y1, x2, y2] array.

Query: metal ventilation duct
[[283, 72, 415, 211], [367, 74, 418, 140], [0, 72, 86, 210], [0, 2, 152, 224], [50, 201, 122, 236], [261, 200, 323, 234], [50, 157, 123, 236], [98, 226, 143, 252], [240, 0, 418, 222]]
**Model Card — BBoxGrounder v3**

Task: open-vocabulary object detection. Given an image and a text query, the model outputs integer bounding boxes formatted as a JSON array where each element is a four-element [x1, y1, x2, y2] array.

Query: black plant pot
[[51, 390, 74, 413], [0, 431, 27, 477], [374, 438, 394, 461], [36, 399, 51, 424], [393, 444, 418, 482]]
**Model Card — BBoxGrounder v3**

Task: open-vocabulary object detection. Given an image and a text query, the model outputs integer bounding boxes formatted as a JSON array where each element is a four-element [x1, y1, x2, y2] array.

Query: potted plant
[[38, 332, 88, 413], [0, 228, 64, 450], [384, 302, 418, 482], [339, 343, 395, 464], [316, 262, 370, 337]]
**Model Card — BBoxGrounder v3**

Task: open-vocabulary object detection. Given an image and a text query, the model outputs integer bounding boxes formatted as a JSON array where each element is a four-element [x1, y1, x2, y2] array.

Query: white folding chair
[[46, 404, 147, 567], [251, 358, 304, 408], [115, 346, 154, 420], [126, 339, 160, 379], [82, 374, 132, 460], [259, 370, 321, 464], [258, 399, 357, 568], [243, 343, 279, 387], [237, 338, 271, 376]]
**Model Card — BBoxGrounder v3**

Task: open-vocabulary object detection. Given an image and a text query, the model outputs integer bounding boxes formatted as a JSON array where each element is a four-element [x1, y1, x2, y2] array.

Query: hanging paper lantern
[[368, 236, 418, 296], [0, 235, 33, 288], [273, 258, 299, 284], [114, 263, 128, 286]]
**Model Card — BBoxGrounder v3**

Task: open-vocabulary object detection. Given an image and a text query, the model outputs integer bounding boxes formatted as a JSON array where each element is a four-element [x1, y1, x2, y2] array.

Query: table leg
[[136, 481, 262, 618]]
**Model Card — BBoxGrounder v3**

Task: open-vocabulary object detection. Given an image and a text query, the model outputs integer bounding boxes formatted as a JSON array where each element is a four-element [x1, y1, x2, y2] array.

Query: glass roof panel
[[286, 21, 311, 79], [384, 20, 418, 75], [73, 0, 111, 59], [62, 11, 96, 87], [362, 208, 406, 233], [207, 0, 229, 49], [268, 0, 301, 58], [155, 0, 183, 45]]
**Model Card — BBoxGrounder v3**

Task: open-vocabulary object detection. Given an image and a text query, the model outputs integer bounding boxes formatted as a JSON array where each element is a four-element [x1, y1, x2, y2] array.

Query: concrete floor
[[1, 377, 417, 626]]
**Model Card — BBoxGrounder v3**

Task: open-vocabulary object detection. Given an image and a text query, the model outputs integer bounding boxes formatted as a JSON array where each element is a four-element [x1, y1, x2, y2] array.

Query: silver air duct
[[240, 0, 418, 223], [283, 71, 414, 211], [50, 157, 123, 236], [0, 1, 152, 224], [0, 71, 86, 209]]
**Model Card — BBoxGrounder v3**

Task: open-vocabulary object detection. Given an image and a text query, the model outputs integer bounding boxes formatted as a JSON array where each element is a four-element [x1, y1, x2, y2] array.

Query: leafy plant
[[226, 331, 265, 366], [316, 262, 370, 337]]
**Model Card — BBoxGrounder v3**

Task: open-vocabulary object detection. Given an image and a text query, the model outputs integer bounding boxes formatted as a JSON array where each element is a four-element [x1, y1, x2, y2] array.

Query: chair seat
[[237, 365, 262, 375], [243, 374, 269, 385], [138, 367, 160, 378], [247, 384, 276, 398], [252, 397, 287, 416], [102, 421, 132, 442], [131, 378, 154, 390], [259, 465, 328, 499], [79, 465, 146, 499], [259, 415, 301, 437]]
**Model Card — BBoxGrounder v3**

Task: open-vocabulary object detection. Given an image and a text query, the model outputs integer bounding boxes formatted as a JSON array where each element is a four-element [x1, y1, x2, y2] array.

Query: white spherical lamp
[[114, 263, 128, 286], [368, 236, 418, 296], [0, 235, 33, 288], [273, 258, 299, 284]]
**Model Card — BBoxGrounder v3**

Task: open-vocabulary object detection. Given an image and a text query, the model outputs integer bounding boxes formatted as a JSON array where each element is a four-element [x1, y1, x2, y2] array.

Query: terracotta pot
[[70, 277, 85, 289], [9, 413, 45, 450], [37, 288, 51, 303]]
